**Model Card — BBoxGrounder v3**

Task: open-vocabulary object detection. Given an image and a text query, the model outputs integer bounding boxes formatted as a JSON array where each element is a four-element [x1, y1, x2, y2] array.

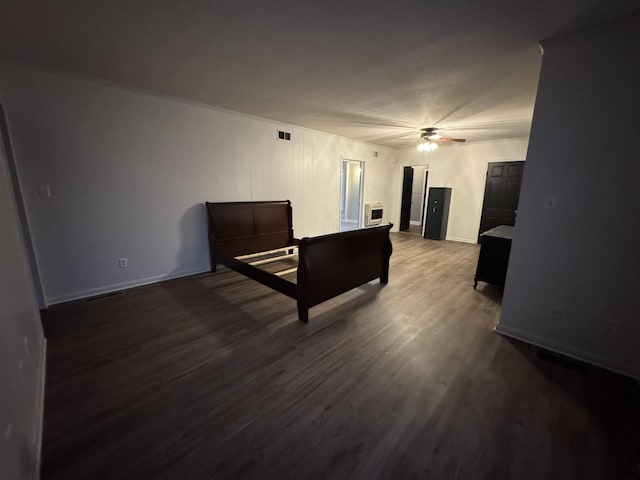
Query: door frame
[[339, 157, 365, 231], [399, 166, 414, 231], [418, 169, 429, 234], [410, 169, 430, 227], [395, 162, 430, 233]]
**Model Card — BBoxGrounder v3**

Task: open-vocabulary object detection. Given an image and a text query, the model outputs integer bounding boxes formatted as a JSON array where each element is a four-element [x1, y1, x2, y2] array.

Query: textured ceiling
[[1, 1, 638, 147]]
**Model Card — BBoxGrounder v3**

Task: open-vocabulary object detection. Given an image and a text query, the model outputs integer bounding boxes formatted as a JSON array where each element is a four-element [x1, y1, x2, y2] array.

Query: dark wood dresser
[[474, 225, 514, 289]]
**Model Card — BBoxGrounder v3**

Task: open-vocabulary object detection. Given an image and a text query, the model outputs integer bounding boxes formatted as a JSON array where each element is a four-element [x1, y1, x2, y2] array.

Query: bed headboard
[[205, 201, 296, 259]]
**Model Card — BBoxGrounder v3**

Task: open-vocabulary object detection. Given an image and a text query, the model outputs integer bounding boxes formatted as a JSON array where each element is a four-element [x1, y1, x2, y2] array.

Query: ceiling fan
[[417, 127, 466, 152]]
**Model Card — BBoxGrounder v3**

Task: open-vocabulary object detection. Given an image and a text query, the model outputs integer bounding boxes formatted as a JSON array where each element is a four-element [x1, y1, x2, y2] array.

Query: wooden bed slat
[[274, 267, 298, 276], [249, 253, 298, 267], [237, 246, 297, 260]]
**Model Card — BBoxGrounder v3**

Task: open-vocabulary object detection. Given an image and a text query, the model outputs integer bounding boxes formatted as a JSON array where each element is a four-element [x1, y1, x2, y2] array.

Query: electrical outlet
[[118, 258, 128, 268]]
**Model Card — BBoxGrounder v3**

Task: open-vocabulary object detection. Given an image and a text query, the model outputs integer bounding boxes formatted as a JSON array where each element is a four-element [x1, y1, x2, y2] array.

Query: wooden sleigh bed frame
[[206, 201, 392, 322]]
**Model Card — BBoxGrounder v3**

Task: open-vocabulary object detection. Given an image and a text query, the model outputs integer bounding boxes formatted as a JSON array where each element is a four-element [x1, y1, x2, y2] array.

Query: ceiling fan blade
[[435, 137, 466, 143]]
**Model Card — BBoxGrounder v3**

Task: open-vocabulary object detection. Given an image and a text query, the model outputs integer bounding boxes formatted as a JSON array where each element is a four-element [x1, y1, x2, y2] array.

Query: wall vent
[[277, 130, 291, 141]]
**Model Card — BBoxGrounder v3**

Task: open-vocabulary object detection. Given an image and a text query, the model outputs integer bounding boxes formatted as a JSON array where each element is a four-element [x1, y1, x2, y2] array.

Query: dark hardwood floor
[[41, 233, 640, 479], [405, 224, 423, 235]]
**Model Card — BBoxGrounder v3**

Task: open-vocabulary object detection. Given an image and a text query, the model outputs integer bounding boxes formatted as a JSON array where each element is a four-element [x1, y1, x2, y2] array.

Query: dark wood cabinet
[[474, 225, 513, 289]]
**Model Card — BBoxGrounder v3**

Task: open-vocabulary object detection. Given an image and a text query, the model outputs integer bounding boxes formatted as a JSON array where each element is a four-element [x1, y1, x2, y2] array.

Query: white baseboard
[[32, 337, 46, 480], [495, 323, 640, 380], [445, 236, 477, 244], [409, 221, 421, 226], [47, 267, 210, 305]]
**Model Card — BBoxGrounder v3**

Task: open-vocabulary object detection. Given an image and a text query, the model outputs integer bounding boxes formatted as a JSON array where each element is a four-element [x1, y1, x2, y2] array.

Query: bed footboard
[[296, 224, 393, 322]]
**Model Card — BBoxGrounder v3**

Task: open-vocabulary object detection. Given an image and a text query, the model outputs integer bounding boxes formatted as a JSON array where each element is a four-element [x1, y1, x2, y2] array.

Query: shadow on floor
[[499, 336, 640, 480]]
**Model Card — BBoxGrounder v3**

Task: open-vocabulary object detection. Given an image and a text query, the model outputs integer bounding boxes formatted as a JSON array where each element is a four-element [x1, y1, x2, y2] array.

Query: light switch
[[38, 184, 51, 198]]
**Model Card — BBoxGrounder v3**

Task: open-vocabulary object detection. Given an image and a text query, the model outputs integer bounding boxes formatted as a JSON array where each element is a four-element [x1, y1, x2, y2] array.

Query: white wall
[[0, 123, 45, 479], [0, 63, 396, 304], [392, 139, 529, 242], [499, 16, 640, 379]]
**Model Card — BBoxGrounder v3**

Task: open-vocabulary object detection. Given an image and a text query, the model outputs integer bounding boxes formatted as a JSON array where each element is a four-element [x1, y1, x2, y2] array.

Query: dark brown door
[[478, 161, 524, 241], [399, 166, 413, 231]]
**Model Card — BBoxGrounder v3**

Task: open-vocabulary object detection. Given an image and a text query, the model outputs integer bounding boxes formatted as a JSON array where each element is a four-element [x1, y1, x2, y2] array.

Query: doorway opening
[[340, 159, 364, 232], [399, 165, 428, 235]]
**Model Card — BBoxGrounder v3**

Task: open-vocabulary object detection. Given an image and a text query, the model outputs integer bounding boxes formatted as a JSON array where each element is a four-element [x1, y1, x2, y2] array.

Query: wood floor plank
[[40, 233, 640, 479]]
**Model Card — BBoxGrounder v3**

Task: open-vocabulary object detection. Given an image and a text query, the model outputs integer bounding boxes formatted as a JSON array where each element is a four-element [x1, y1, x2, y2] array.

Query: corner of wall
[[31, 338, 46, 480]]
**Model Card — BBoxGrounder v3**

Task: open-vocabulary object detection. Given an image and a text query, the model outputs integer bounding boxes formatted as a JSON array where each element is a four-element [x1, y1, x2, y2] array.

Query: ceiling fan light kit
[[418, 140, 439, 152], [417, 127, 466, 152]]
